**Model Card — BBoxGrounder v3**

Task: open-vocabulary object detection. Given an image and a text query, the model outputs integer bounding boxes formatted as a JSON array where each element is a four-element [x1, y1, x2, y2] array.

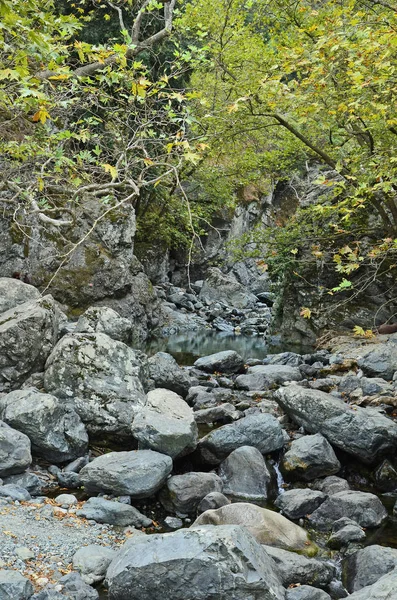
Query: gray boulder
[[0, 570, 33, 599], [0, 484, 31, 501], [275, 489, 326, 520], [276, 384, 397, 463], [342, 545, 397, 592], [199, 267, 258, 309], [354, 342, 397, 380], [346, 567, 397, 599], [264, 546, 334, 588], [0, 278, 41, 314], [131, 388, 197, 458], [197, 492, 230, 514], [2, 472, 43, 495], [0, 421, 31, 476], [44, 333, 146, 438], [106, 525, 285, 600], [308, 490, 387, 530], [0, 295, 62, 390], [286, 587, 331, 600], [193, 502, 318, 554], [148, 352, 193, 397], [160, 472, 223, 514], [73, 545, 117, 585], [75, 307, 132, 343], [79, 450, 172, 498], [236, 365, 302, 391], [218, 445, 274, 505], [327, 518, 365, 549], [199, 413, 287, 465], [193, 403, 240, 424], [0, 388, 88, 463], [77, 497, 152, 527], [57, 572, 99, 600], [281, 434, 341, 481], [194, 350, 245, 374], [312, 476, 350, 495]]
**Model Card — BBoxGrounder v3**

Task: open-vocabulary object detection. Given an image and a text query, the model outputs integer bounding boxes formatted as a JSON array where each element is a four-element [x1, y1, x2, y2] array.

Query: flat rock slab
[[194, 350, 245, 374]]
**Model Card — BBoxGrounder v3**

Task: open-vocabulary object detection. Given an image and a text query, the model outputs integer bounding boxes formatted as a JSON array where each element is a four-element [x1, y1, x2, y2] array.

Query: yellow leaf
[[103, 163, 118, 179], [300, 307, 312, 319], [32, 107, 51, 124]]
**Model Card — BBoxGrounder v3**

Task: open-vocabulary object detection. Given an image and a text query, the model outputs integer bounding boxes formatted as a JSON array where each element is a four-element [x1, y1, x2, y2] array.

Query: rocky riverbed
[[1, 276, 397, 599]]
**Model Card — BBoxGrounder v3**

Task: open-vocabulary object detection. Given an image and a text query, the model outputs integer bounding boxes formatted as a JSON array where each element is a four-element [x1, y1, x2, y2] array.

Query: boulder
[[77, 497, 152, 527], [106, 525, 285, 600], [193, 502, 317, 554], [197, 492, 230, 514], [312, 476, 350, 495], [0, 570, 33, 599], [236, 365, 302, 391], [2, 472, 43, 495], [264, 546, 334, 588], [194, 350, 245, 374], [327, 518, 365, 549], [0, 421, 31, 476], [193, 403, 240, 424], [218, 445, 274, 505], [275, 489, 326, 520], [79, 450, 172, 498], [0, 278, 41, 314], [0, 296, 62, 390], [281, 434, 341, 481], [73, 545, 117, 585], [199, 267, 258, 309], [342, 545, 397, 592], [0, 388, 88, 463], [44, 333, 146, 438], [286, 587, 331, 600], [346, 567, 397, 599], [148, 352, 193, 397], [308, 490, 387, 530], [276, 384, 397, 463], [160, 472, 223, 514], [75, 307, 132, 343], [0, 484, 31, 501], [199, 414, 287, 465], [374, 459, 397, 491], [131, 388, 197, 458]]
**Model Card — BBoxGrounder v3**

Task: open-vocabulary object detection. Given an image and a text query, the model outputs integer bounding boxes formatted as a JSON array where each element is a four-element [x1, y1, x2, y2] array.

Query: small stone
[[164, 516, 183, 530], [54, 493, 78, 508], [16, 547, 35, 561]]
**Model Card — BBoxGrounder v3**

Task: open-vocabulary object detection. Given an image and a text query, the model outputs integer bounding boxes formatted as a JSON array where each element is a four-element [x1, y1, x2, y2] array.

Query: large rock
[[0, 570, 33, 599], [75, 307, 132, 343], [346, 567, 397, 599], [342, 545, 397, 592], [73, 545, 117, 585], [199, 414, 287, 465], [276, 384, 397, 463], [79, 450, 172, 498], [148, 352, 193, 397], [0, 278, 41, 314], [0, 295, 62, 390], [286, 587, 331, 600], [236, 365, 302, 391], [0, 388, 88, 463], [194, 350, 245, 374], [218, 445, 274, 505], [131, 388, 197, 458], [193, 502, 317, 554], [308, 490, 387, 531], [160, 472, 223, 514], [199, 267, 258, 309], [265, 546, 334, 588], [106, 525, 285, 600], [0, 421, 31, 476], [77, 497, 152, 527], [44, 333, 146, 438], [281, 434, 341, 481], [275, 489, 326, 520]]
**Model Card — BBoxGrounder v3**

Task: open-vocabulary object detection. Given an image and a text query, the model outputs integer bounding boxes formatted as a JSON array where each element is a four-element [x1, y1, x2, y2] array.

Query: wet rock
[[218, 446, 274, 506], [346, 567, 397, 599], [281, 434, 340, 481], [286, 587, 331, 600], [374, 459, 397, 492], [131, 388, 197, 458], [0, 388, 88, 463], [308, 490, 387, 531], [194, 350, 245, 374], [73, 545, 117, 585], [197, 492, 230, 514], [106, 525, 285, 600], [160, 472, 223, 514], [0, 570, 33, 599], [193, 502, 317, 553], [0, 421, 31, 476], [0, 295, 62, 391], [199, 413, 287, 465], [148, 352, 193, 397], [264, 546, 334, 588], [77, 497, 152, 527], [275, 489, 326, 520], [44, 333, 146, 439], [312, 476, 350, 495], [75, 307, 132, 343], [79, 450, 172, 498], [236, 365, 302, 391], [276, 384, 397, 463], [342, 545, 397, 592]]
